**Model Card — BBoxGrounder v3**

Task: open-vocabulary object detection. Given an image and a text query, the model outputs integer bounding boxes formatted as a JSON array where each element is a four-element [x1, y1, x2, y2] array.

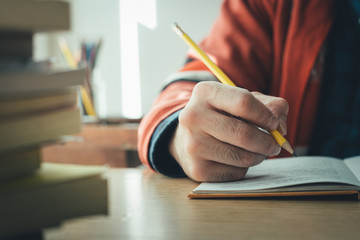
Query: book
[[0, 30, 33, 61], [0, 147, 41, 180], [0, 107, 82, 152], [188, 156, 360, 200], [0, 87, 78, 118], [0, 0, 70, 32], [0, 59, 53, 73], [0, 68, 86, 94], [0, 162, 108, 239]]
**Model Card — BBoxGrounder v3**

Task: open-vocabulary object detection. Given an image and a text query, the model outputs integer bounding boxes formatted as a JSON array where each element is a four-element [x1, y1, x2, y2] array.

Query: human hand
[[169, 81, 289, 182]]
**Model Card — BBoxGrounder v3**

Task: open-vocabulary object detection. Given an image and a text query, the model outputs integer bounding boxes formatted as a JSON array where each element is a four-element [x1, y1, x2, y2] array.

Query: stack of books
[[0, 0, 108, 239]]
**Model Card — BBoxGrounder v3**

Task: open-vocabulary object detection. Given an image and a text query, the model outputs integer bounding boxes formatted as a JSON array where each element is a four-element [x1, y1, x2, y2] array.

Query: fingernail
[[269, 116, 279, 131], [270, 144, 281, 156], [275, 145, 281, 156], [279, 116, 287, 135]]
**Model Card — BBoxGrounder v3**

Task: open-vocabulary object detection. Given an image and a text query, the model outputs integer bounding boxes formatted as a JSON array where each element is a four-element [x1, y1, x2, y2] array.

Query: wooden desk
[[45, 168, 360, 240]]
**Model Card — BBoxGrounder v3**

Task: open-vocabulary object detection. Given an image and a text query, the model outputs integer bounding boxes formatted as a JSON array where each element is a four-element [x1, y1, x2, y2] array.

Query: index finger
[[197, 82, 279, 131]]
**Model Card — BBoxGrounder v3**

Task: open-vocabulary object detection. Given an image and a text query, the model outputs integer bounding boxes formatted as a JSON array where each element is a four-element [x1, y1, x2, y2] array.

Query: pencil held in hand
[[172, 22, 296, 156], [270, 130, 296, 156]]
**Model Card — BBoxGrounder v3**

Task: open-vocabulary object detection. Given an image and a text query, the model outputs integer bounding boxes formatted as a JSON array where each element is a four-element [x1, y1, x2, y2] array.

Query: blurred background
[[33, 0, 223, 120]]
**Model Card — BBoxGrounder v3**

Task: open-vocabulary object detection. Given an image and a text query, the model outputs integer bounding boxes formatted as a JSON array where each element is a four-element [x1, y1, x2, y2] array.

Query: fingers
[[252, 91, 289, 135], [186, 160, 249, 183], [185, 131, 266, 168], [252, 91, 289, 116], [171, 114, 262, 182], [170, 81, 290, 182], [199, 110, 281, 156], [192, 81, 279, 131]]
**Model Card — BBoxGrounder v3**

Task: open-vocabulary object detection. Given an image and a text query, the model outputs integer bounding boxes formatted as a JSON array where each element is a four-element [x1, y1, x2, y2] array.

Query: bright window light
[[119, 0, 157, 119]]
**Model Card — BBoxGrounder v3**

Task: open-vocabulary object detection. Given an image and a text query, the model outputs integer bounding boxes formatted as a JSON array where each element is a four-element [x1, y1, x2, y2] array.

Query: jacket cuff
[[148, 110, 186, 177]]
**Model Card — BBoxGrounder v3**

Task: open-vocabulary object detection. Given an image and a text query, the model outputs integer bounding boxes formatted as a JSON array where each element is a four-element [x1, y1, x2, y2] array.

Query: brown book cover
[[0, 0, 70, 32]]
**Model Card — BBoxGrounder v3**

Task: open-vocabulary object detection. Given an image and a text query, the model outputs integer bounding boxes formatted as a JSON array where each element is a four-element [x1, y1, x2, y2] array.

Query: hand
[[169, 81, 289, 182]]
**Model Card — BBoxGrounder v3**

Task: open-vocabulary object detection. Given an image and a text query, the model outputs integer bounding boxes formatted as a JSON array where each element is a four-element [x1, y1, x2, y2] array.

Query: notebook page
[[194, 156, 360, 192], [344, 156, 360, 181]]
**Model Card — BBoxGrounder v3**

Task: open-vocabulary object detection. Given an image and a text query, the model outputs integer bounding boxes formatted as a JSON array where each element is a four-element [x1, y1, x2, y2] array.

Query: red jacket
[[138, 0, 335, 169]]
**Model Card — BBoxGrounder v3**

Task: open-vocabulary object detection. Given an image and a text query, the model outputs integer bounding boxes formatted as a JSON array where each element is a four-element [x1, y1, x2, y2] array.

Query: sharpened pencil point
[[172, 22, 184, 37], [281, 141, 295, 157]]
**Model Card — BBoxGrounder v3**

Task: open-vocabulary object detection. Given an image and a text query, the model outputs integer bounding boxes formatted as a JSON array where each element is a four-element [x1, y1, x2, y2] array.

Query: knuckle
[[234, 125, 253, 144], [277, 97, 289, 110], [178, 107, 197, 127], [239, 151, 258, 167], [192, 82, 205, 97], [218, 146, 238, 163], [234, 89, 252, 112], [192, 81, 215, 97], [187, 164, 207, 182], [268, 97, 289, 115], [254, 110, 271, 127]]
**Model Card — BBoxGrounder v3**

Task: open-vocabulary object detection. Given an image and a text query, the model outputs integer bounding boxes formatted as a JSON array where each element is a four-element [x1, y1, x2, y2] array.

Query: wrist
[[148, 110, 186, 177]]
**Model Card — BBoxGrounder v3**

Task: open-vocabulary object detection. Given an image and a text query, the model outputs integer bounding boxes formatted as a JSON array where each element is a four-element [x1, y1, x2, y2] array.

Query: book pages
[[194, 156, 360, 193]]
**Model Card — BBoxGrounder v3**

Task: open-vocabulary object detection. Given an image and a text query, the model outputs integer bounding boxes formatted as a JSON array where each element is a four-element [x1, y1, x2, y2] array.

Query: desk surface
[[45, 168, 360, 240]]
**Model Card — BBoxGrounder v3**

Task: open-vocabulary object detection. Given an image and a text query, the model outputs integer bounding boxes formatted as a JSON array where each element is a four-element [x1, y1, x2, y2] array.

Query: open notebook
[[188, 156, 360, 200]]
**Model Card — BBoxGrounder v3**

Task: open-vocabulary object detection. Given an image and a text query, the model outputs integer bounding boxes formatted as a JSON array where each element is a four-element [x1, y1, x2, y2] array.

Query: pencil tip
[[172, 22, 184, 36], [293, 152, 298, 157], [281, 141, 295, 157]]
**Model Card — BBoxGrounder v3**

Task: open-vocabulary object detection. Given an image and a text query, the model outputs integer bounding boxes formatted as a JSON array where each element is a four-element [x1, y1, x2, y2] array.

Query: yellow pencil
[[172, 23, 296, 156], [58, 38, 96, 116]]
